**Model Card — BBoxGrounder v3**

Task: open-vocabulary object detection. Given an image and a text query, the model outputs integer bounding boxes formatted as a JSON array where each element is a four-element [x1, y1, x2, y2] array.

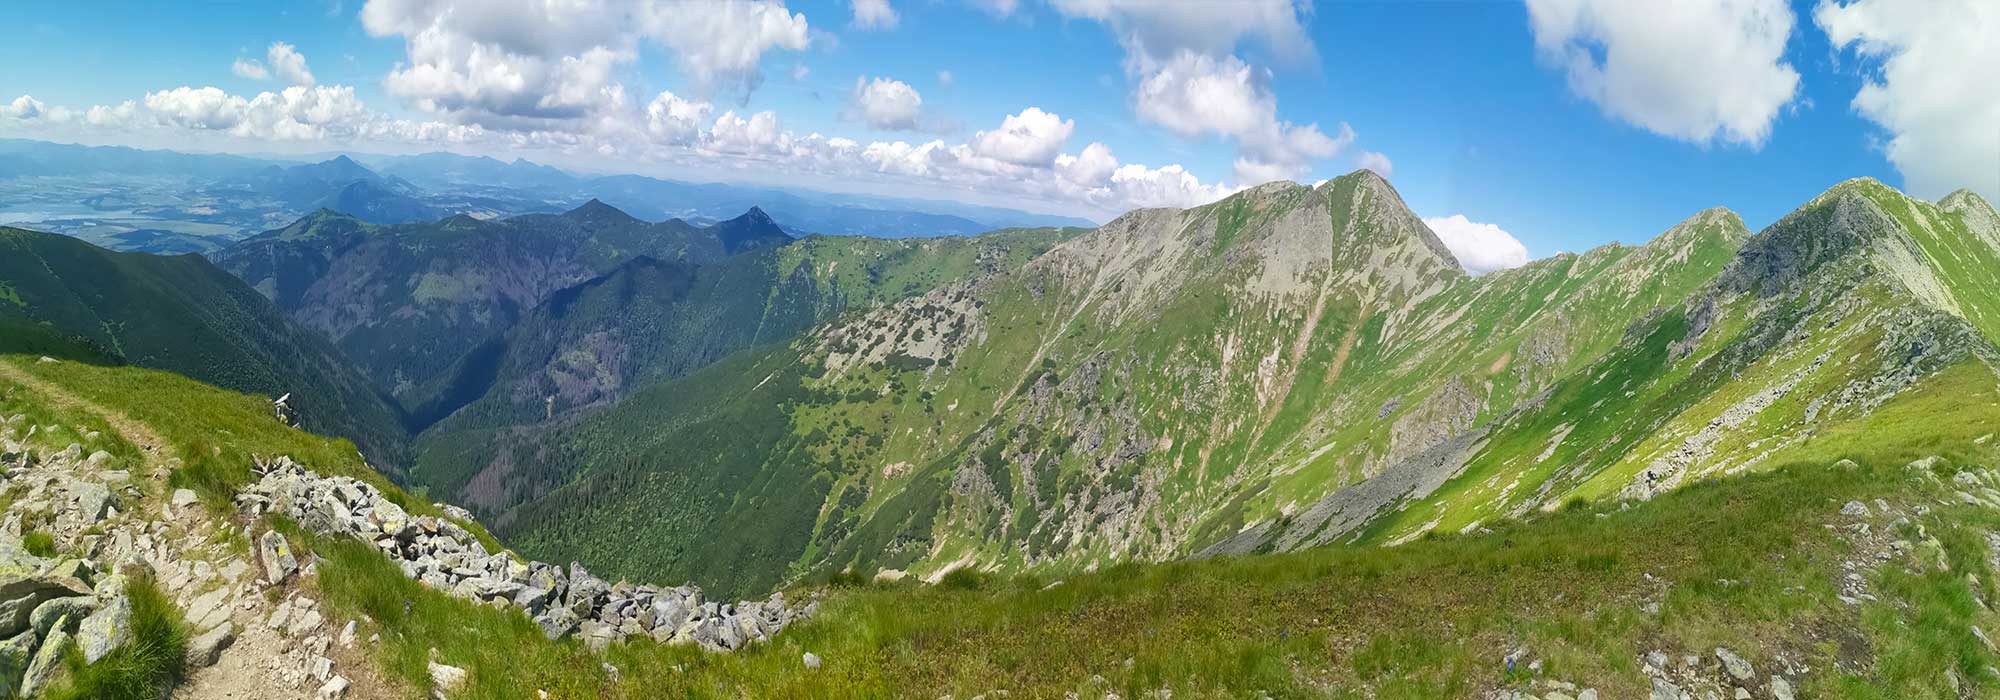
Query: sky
[[0, 0, 1994, 273]]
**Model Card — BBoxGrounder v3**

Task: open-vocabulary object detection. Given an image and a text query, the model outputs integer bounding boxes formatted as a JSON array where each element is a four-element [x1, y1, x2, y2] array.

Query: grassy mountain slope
[[407, 227, 1081, 523], [214, 201, 790, 407], [1311, 179, 2000, 552], [475, 171, 1752, 598], [0, 226, 409, 465], [6, 354, 1996, 699]]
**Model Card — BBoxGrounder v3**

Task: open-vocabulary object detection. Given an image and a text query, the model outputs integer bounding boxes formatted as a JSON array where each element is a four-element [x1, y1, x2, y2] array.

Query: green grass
[[295, 451, 2000, 699], [41, 573, 188, 700], [22, 529, 57, 558], [0, 355, 503, 554]]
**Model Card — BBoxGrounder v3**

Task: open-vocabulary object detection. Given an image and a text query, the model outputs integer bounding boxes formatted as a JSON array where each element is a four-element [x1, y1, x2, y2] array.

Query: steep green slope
[[408, 227, 1079, 519], [0, 226, 409, 465], [214, 201, 791, 406], [478, 171, 1749, 597], [1302, 179, 2000, 550]]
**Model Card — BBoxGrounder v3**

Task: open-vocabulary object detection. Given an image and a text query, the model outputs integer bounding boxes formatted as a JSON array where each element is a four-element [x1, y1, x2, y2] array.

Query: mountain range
[[1, 168, 1996, 698], [0, 139, 1097, 253]]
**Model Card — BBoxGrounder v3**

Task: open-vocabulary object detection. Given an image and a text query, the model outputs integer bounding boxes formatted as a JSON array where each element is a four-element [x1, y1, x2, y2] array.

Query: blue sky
[[1, 0, 1992, 271]]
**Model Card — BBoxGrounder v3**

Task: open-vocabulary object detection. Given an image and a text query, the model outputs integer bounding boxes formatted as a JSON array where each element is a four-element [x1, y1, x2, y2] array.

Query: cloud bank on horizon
[[0, 0, 1993, 275]]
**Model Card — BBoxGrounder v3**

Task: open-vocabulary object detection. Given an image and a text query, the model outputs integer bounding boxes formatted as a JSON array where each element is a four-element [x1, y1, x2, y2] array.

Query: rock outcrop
[[237, 456, 813, 652]]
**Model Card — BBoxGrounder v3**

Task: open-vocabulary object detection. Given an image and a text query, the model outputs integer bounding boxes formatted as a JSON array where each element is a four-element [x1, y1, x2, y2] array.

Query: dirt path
[[0, 357, 395, 700], [0, 357, 171, 466]]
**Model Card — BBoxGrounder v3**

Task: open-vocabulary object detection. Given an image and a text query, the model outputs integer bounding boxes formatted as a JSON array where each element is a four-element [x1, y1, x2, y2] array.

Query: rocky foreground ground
[[0, 402, 815, 699]]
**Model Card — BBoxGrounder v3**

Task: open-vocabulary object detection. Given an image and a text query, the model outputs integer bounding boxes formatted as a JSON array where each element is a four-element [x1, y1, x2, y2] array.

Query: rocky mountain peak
[[1334, 168, 1463, 276], [1940, 188, 1998, 233]]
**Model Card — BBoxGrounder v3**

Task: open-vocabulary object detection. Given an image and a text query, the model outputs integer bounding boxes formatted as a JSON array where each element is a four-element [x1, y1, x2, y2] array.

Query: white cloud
[[1423, 215, 1530, 275], [231, 42, 318, 86], [937, 70, 953, 86], [231, 58, 270, 81], [1356, 151, 1392, 177], [143, 85, 370, 140], [1056, 142, 1118, 186], [706, 110, 786, 155], [267, 42, 317, 86], [970, 107, 1073, 166], [644, 91, 712, 145], [1132, 51, 1348, 185], [1053, 0, 1354, 186], [1815, 0, 2000, 201], [1, 96, 49, 121], [852, 0, 897, 30], [359, 0, 809, 128], [849, 76, 923, 131], [638, 0, 812, 95], [791, 63, 811, 81], [1049, 0, 1314, 72], [1525, 0, 1800, 147]]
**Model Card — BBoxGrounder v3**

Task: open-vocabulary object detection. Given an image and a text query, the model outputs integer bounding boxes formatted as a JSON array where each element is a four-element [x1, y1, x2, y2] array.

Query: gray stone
[[29, 595, 95, 638], [0, 629, 35, 697], [22, 621, 71, 696], [0, 572, 93, 637], [188, 621, 236, 667], [318, 675, 351, 699], [260, 530, 299, 584], [1714, 647, 1754, 681], [79, 592, 134, 663], [287, 607, 324, 637], [803, 651, 822, 670], [429, 660, 468, 698], [171, 489, 201, 510], [1841, 500, 1870, 517], [185, 586, 233, 631], [1769, 677, 1795, 700]]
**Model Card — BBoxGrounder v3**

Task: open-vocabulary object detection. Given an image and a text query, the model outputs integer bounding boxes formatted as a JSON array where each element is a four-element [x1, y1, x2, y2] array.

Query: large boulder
[[0, 629, 34, 697], [0, 572, 93, 637], [21, 618, 71, 695], [78, 593, 134, 664]]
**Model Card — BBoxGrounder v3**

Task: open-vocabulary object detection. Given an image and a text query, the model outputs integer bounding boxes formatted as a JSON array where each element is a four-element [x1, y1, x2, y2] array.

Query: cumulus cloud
[[1815, 0, 2000, 201], [1525, 0, 1800, 147], [849, 76, 923, 131], [1356, 151, 1392, 177], [359, 0, 808, 128], [644, 90, 712, 145], [1049, 0, 1314, 72], [230, 42, 316, 86], [267, 42, 317, 86], [1423, 215, 1530, 275], [1, 96, 51, 121], [1132, 51, 1348, 184], [1056, 142, 1118, 186], [970, 107, 1073, 166], [1053, 0, 1353, 186], [638, 1, 812, 95], [852, 0, 897, 30], [5, 85, 478, 146], [231, 58, 270, 81]]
